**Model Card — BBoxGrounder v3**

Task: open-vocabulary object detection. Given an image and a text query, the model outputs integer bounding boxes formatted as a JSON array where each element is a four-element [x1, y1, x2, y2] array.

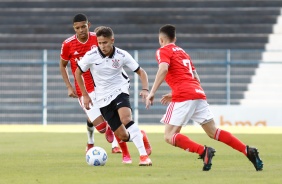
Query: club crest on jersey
[[112, 59, 120, 68]]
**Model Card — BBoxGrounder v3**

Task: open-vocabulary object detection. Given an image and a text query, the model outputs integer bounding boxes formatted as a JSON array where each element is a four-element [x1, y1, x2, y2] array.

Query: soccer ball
[[86, 146, 108, 166]]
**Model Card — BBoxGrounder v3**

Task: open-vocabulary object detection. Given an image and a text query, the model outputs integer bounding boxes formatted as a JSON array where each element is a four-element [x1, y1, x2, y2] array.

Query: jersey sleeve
[[77, 50, 93, 73], [60, 42, 70, 61], [124, 51, 140, 72], [156, 47, 171, 65]]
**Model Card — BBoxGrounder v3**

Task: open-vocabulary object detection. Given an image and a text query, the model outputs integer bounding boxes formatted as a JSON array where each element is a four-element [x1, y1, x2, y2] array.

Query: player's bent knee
[[121, 119, 132, 126], [164, 134, 172, 144], [97, 129, 106, 134], [206, 130, 216, 139], [95, 121, 107, 134], [115, 131, 130, 142], [208, 134, 214, 139], [119, 134, 130, 142]]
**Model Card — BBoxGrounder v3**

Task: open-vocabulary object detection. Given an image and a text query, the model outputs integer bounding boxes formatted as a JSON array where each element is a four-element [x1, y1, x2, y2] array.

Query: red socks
[[171, 129, 247, 156], [115, 135, 130, 156], [172, 133, 204, 155], [214, 128, 247, 155], [95, 121, 107, 133]]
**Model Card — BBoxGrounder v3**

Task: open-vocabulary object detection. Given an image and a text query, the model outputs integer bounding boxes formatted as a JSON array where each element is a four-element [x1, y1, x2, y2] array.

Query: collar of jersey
[[98, 46, 115, 58]]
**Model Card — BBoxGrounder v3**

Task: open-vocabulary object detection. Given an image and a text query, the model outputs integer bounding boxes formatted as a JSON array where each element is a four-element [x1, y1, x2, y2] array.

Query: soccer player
[[145, 24, 263, 171], [75, 26, 152, 166], [59, 14, 131, 162]]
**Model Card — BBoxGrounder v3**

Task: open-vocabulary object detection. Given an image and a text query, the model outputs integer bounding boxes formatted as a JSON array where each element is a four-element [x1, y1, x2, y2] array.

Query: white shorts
[[78, 91, 101, 122], [160, 99, 214, 126]]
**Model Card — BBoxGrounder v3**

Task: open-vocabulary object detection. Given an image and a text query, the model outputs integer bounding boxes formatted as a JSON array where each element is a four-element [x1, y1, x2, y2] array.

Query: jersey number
[[182, 59, 194, 78]]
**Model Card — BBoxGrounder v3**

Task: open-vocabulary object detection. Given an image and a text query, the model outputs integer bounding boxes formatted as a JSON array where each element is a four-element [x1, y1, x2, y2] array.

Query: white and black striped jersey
[[77, 46, 139, 107]]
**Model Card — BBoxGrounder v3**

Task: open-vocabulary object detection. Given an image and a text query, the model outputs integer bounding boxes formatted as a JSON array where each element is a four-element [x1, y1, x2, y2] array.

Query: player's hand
[[160, 93, 172, 105], [139, 89, 149, 102], [67, 86, 78, 98], [145, 93, 155, 109], [83, 95, 93, 110]]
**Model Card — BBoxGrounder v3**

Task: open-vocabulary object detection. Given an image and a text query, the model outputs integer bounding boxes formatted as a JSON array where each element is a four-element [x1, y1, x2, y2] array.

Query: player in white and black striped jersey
[[75, 26, 152, 166]]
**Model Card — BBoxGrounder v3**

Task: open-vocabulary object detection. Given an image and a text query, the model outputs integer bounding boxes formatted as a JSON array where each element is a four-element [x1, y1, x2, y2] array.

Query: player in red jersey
[[59, 14, 132, 163], [145, 24, 263, 171]]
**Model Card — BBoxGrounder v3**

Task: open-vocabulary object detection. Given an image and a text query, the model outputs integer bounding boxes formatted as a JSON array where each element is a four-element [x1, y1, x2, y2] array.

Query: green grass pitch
[[0, 132, 281, 184]]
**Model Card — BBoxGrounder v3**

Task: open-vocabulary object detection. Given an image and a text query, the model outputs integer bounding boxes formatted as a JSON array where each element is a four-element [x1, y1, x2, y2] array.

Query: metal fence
[[0, 49, 280, 125]]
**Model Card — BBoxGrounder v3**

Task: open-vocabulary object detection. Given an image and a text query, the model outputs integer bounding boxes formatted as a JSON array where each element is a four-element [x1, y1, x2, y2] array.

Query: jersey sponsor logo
[[104, 94, 113, 102], [117, 102, 122, 106], [74, 51, 79, 55], [103, 89, 122, 102], [112, 59, 120, 68]]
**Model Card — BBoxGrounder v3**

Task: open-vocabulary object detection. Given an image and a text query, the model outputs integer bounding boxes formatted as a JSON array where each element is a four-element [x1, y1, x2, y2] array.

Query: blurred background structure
[[0, 0, 282, 125], [1, 0, 282, 50]]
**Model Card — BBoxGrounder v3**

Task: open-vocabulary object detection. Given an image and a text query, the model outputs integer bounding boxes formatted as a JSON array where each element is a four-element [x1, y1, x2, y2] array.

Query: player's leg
[[114, 119, 151, 166], [80, 92, 120, 155], [162, 100, 215, 171], [92, 115, 113, 142], [96, 120, 122, 153], [78, 96, 97, 152], [111, 136, 122, 154], [117, 93, 152, 154], [164, 123, 206, 154], [162, 101, 206, 154], [163, 119, 215, 171], [81, 92, 115, 143], [86, 119, 94, 152], [140, 129, 152, 155], [113, 123, 152, 156], [197, 100, 263, 171], [202, 120, 246, 154], [202, 119, 263, 171], [117, 107, 152, 166], [100, 100, 132, 164], [112, 125, 132, 164], [86, 117, 119, 153], [89, 114, 124, 155]]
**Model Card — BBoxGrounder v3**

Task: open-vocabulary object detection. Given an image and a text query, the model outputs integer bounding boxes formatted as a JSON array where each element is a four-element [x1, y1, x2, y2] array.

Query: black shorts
[[100, 93, 132, 132]]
